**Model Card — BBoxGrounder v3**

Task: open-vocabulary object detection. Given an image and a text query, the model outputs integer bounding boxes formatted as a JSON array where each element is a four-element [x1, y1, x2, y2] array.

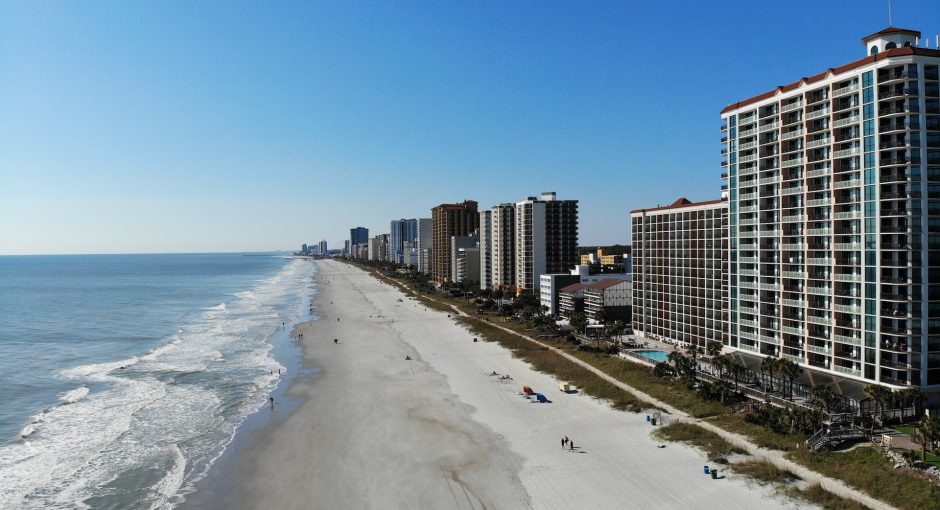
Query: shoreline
[[183, 259, 798, 509]]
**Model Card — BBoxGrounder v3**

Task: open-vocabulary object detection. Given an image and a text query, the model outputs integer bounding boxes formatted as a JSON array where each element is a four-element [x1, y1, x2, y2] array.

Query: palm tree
[[712, 354, 727, 380], [714, 380, 734, 405], [727, 358, 745, 391], [812, 384, 835, 413], [760, 356, 778, 392], [914, 414, 940, 462], [864, 385, 892, 423], [901, 388, 928, 419], [777, 359, 802, 399]]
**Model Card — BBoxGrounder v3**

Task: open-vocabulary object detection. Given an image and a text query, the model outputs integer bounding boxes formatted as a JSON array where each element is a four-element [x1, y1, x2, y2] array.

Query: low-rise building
[[583, 280, 632, 324], [539, 273, 581, 316], [558, 283, 589, 318]]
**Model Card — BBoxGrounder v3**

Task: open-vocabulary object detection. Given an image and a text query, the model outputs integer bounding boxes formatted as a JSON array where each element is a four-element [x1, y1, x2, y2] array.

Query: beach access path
[[199, 259, 802, 510]]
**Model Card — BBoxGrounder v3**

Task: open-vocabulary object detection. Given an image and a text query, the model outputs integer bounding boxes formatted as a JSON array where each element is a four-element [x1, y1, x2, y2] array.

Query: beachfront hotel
[[631, 198, 728, 348], [721, 27, 940, 389], [489, 203, 516, 290], [431, 200, 479, 284], [514, 192, 579, 292]]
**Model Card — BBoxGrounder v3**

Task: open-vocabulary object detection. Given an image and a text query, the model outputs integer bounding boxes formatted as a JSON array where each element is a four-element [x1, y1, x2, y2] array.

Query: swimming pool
[[633, 350, 670, 363]]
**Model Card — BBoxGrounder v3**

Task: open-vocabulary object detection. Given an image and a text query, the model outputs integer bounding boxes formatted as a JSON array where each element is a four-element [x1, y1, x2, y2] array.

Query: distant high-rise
[[318, 240, 328, 255], [479, 210, 493, 289], [514, 192, 579, 292], [389, 219, 418, 264], [721, 27, 940, 388], [417, 218, 433, 274], [431, 200, 479, 284], [490, 203, 516, 290], [350, 227, 369, 247]]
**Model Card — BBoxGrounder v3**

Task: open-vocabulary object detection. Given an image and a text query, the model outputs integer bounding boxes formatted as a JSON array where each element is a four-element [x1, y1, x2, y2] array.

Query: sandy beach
[[189, 259, 805, 510]]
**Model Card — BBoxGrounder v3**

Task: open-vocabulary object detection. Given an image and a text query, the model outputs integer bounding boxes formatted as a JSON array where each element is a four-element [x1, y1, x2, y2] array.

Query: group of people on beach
[[561, 436, 575, 451]]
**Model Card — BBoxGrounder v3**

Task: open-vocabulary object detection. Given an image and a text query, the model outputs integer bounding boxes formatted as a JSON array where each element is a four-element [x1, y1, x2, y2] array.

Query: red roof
[[720, 46, 940, 115], [861, 27, 921, 43], [584, 279, 629, 290], [630, 197, 724, 214], [560, 283, 589, 293]]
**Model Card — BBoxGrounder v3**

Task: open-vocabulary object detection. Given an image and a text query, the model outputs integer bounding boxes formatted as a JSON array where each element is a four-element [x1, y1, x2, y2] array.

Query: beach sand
[[189, 259, 804, 510]]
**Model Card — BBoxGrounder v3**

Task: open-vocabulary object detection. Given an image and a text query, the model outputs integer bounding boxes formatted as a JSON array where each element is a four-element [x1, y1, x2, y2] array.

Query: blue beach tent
[[535, 393, 548, 403]]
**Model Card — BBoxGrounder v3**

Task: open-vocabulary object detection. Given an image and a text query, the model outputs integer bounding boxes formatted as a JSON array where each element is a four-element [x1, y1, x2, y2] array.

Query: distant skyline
[[2, 1, 939, 255]]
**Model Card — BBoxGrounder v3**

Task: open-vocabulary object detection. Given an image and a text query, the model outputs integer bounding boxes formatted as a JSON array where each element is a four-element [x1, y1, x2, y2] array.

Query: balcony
[[833, 115, 860, 128], [834, 273, 862, 282], [782, 101, 804, 113], [833, 147, 861, 159], [806, 286, 832, 296], [740, 127, 757, 138], [806, 197, 831, 207], [781, 128, 805, 140], [806, 108, 831, 121], [759, 121, 780, 133], [834, 334, 863, 347], [833, 83, 860, 97], [739, 153, 758, 163], [806, 136, 831, 149], [833, 179, 861, 190], [807, 227, 832, 236], [806, 257, 833, 265], [807, 314, 832, 326], [833, 365, 862, 377], [834, 303, 861, 314], [833, 242, 861, 250], [807, 344, 830, 355], [782, 157, 805, 168]]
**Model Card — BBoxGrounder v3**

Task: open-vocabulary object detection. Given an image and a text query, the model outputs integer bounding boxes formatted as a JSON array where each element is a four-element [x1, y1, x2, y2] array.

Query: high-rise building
[[479, 210, 493, 289], [514, 192, 579, 292], [368, 234, 389, 262], [431, 200, 478, 284], [416, 218, 433, 274], [350, 227, 369, 247], [389, 219, 418, 264], [318, 240, 328, 255], [490, 203, 516, 290], [631, 198, 728, 349], [721, 27, 940, 388]]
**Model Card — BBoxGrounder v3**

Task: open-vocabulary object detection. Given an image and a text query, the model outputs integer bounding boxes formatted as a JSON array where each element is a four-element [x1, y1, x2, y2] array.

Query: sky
[[2, 0, 939, 255]]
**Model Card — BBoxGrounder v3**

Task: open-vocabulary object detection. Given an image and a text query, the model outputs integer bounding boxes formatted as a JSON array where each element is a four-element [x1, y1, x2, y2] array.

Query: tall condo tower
[[514, 192, 579, 292], [431, 201, 479, 284], [721, 27, 940, 388], [631, 198, 728, 348]]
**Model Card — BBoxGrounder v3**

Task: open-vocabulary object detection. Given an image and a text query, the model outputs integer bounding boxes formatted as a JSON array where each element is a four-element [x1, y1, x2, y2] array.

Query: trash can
[[703, 465, 709, 475], [651, 417, 657, 426], [646, 415, 651, 422], [711, 469, 718, 479]]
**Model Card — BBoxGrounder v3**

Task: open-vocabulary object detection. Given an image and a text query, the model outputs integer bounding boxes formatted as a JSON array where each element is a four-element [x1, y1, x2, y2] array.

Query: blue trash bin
[[704, 465, 710, 474]]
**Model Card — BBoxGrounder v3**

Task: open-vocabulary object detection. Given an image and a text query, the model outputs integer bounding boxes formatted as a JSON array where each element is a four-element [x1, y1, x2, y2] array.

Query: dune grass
[[788, 446, 940, 510], [652, 422, 746, 460]]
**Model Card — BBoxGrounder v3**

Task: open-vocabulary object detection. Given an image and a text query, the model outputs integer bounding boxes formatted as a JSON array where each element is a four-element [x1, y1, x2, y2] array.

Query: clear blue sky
[[2, 1, 938, 254]]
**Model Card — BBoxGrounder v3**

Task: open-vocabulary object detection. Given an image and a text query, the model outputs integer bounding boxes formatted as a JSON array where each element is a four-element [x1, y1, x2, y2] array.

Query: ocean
[[0, 253, 316, 509]]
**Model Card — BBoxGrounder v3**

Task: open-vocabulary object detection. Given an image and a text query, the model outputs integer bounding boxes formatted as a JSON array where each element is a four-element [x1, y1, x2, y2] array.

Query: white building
[[450, 232, 479, 284], [721, 26, 940, 388], [479, 210, 493, 289], [540, 265, 631, 317], [490, 203, 516, 290], [514, 192, 579, 292]]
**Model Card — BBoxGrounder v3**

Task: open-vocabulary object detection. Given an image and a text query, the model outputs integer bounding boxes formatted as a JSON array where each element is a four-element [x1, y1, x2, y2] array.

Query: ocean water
[[0, 253, 316, 509]]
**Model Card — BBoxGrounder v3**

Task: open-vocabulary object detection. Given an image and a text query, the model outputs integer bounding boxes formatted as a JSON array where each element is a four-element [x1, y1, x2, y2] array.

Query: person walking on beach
[[561, 438, 565, 449], [334, 338, 338, 344], [269, 397, 274, 409], [570, 440, 574, 451]]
